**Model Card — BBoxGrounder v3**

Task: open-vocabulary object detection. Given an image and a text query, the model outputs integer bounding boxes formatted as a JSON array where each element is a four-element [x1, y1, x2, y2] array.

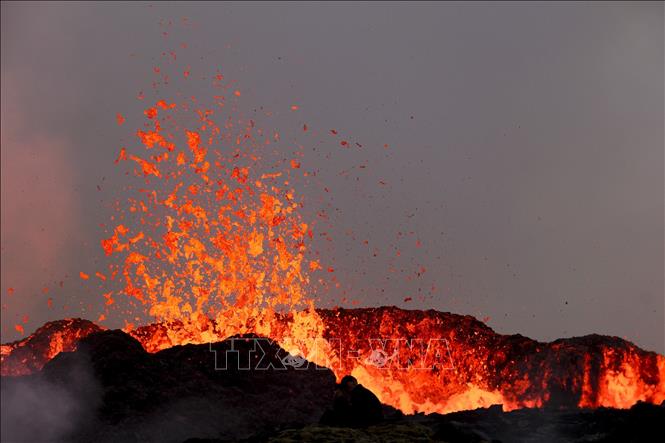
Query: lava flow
[[2, 58, 664, 417], [2, 308, 664, 414]]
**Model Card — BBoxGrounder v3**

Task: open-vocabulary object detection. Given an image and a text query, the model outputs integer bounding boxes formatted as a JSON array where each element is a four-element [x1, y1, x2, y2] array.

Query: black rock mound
[[2, 329, 336, 443]]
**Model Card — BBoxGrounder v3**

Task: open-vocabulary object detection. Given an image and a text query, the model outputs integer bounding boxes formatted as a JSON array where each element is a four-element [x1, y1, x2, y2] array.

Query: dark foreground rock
[[1, 329, 336, 443], [195, 402, 664, 443]]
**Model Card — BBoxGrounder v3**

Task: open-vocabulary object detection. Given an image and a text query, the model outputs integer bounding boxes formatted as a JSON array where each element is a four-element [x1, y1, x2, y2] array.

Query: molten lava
[[102, 93, 314, 325]]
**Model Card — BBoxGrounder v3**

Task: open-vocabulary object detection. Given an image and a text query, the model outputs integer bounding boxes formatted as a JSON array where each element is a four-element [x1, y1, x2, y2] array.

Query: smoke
[[0, 352, 101, 442], [0, 67, 83, 341]]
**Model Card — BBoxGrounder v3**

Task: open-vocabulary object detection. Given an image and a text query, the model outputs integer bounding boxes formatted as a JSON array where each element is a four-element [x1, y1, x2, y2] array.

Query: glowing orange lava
[[102, 75, 317, 333]]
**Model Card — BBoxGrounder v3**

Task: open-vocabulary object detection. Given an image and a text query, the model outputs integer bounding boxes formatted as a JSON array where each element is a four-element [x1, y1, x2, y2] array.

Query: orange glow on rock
[[3, 309, 662, 415]]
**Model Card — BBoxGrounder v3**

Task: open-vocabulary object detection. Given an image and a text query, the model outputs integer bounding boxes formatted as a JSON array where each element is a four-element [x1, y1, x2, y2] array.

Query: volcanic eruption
[[2, 14, 664, 442]]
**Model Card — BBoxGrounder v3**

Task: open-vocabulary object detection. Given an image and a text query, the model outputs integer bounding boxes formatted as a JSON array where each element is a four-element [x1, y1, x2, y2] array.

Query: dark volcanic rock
[[250, 402, 665, 443], [420, 401, 665, 443], [181, 402, 665, 442], [3, 330, 336, 443]]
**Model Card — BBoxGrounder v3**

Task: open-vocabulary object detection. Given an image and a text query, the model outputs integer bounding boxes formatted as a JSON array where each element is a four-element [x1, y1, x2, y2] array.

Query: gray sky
[[1, 2, 663, 353]]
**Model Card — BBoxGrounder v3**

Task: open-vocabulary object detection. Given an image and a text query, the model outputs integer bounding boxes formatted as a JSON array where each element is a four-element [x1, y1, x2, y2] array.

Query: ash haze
[[1, 2, 663, 353]]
